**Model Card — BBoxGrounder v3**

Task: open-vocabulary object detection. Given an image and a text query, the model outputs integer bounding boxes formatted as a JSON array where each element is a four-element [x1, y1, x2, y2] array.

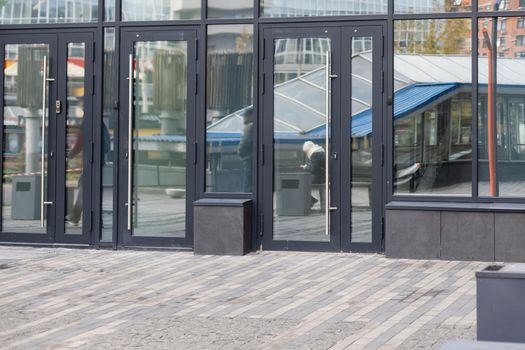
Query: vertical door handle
[[40, 56, 54, 228], [127, 54, 133, 231], [325, 51, 338, 237]]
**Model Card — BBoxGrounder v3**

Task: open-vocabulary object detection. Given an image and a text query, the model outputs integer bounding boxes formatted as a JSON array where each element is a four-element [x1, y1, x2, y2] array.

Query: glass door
[[0, 32, 94, 245], [261, 24, 384, 252], [0, 34, 57, 243], [119, 28, 197, 247], [55, 33, 95, 245], [261, 27, 342, 251], [340, 26, 384, 252]]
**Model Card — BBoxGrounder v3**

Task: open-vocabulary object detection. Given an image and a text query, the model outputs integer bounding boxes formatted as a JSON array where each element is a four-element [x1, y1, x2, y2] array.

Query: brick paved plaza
[[0, 247, 485, 349]]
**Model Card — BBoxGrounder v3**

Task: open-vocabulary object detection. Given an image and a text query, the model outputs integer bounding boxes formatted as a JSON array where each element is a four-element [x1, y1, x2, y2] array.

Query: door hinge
[[259, 214, 264, 237], [262, 38, 266, 60], [381, 216, 385, 241], [381, 35, 385, 58], [260, 144, 265, 166], [195, 74, 199, 95], [89, 210, 94, 232], [262, 73, 266, 95], [92, 78, 95, 96], [195, 39, 199, 60], [381, 71, 385, 94], [91, 142, 95, 164], [193, 143, 198, 164], [92, 41, 96, 62], [381, 144, 385, 167]]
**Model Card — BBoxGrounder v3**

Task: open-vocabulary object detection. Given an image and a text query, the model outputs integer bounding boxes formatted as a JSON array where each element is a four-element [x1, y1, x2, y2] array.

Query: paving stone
[[0, 246, 485, 350]]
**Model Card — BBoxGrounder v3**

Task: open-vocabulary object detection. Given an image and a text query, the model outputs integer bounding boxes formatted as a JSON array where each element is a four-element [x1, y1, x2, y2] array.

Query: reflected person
[[238, 107, 254, 193], [301, 141, 326, 207], [66, 124, 84, 226]]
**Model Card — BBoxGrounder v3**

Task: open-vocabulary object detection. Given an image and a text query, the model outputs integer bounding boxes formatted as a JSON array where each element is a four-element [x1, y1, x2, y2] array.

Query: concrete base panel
[[385, 209, 440, 259], [495, 213, 525, 262], [441, 212, 494, 261]]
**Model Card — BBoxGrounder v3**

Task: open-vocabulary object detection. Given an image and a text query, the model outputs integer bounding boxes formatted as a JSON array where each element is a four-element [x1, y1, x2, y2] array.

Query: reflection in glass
[[101, 28, 116, 242], [208, 0, 253, 18], [65, 43, 86, 235], [394, 19, 472, 196], [478, 17, 525, 197], [132, 41, 187, 237], [206, 25, 254, 193], [261, 0, 387, 17], [351, 36, 373, 244], [394, 0, 471, 14], [478, 0, 525, 11], [273, 38, 330, 242], [0, 0, 98, 24], [105, 0, 115, 21], [2, 44, 49, 233], [122, 0, 200, 21]]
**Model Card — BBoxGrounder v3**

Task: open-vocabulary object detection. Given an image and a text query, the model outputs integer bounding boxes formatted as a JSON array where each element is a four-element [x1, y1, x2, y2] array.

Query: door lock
[[55, 100, 62, 114]]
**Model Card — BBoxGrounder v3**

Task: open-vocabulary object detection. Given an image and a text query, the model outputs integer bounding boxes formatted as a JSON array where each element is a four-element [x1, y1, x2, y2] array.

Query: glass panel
[[206, 25, 254, 193], [101, 28, 116, 242], [122, 0, 200, 21], [208, 0, 253, 18], [132, 40, 187, 238], [273, 37, 330, 242], [105, 0, 115, 21], [64, 43, 86, 235], [393, 19, 472, 196], [478, 17, 525, 197], [0, 0, 98, 24], [261, 0, 387, 17], [478, 0, 525, 11], [2, 43, 49, 233], [351, 36, 373, 244], [395, 0, 471, 14]]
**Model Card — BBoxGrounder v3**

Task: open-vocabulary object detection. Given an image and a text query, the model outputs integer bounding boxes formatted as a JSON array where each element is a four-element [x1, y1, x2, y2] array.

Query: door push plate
[[55, 100, 61, 114]]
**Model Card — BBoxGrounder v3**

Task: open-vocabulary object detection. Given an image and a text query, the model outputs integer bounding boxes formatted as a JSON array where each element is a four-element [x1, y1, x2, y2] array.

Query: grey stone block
[[385, 209, 440, 259], [495, 213, 525, 262], [441, 212, 494, 261], [194, 199, 252, 256]]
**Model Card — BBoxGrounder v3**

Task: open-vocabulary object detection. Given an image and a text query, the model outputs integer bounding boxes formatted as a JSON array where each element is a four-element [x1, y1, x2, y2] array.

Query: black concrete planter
[[477, 264, 525, 343], [193, 199, 252, 256]]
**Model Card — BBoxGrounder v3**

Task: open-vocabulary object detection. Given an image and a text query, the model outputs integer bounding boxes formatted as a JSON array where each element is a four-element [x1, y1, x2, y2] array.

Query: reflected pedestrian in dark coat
[[301, 141, 326, 184], [238, 107, 254, 193]]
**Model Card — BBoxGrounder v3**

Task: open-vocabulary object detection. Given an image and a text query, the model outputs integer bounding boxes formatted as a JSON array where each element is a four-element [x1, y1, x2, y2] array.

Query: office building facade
[[1, 0, 525, 261]]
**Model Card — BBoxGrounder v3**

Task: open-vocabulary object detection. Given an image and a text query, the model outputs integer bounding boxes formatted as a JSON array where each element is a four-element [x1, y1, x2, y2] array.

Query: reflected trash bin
[[11, 175, 40, 220], [275, 172, 312, 216]]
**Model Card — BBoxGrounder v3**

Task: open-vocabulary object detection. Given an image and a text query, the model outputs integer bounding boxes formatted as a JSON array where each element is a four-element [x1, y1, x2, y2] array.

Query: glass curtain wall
[[393, 19, 473, 196], [0, 0, 98, 24], [478, 16, 525, 197], [206, 25, 254, 193]]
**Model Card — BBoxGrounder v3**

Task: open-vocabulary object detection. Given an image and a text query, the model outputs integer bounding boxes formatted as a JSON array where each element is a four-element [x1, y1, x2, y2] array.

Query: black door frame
[[117, 26, 198, 248], [54, 31, 95, 245], [259, 21, 386, 253], [0, 30, 96, 245]]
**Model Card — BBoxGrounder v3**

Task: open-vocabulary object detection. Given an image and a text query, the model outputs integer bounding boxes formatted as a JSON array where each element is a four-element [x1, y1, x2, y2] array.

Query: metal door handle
[[325, 51, 335, 236], [127, 54, 133, 231], [40, 56, 54, 228]]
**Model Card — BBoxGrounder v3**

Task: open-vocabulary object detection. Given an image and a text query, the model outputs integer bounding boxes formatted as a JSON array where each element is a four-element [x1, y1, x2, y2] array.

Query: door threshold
[[0, 242, 91, 249]]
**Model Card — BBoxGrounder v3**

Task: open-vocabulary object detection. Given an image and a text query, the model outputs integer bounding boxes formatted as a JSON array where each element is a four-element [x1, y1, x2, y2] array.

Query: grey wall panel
[[385, 209, 440, 259], [495, 213, 525, 263], [441, 212, 495, 261]]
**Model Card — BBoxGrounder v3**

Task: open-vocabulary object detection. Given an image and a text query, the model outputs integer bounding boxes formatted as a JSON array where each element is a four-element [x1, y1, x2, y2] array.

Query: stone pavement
[[0, 246, 485, 349]]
